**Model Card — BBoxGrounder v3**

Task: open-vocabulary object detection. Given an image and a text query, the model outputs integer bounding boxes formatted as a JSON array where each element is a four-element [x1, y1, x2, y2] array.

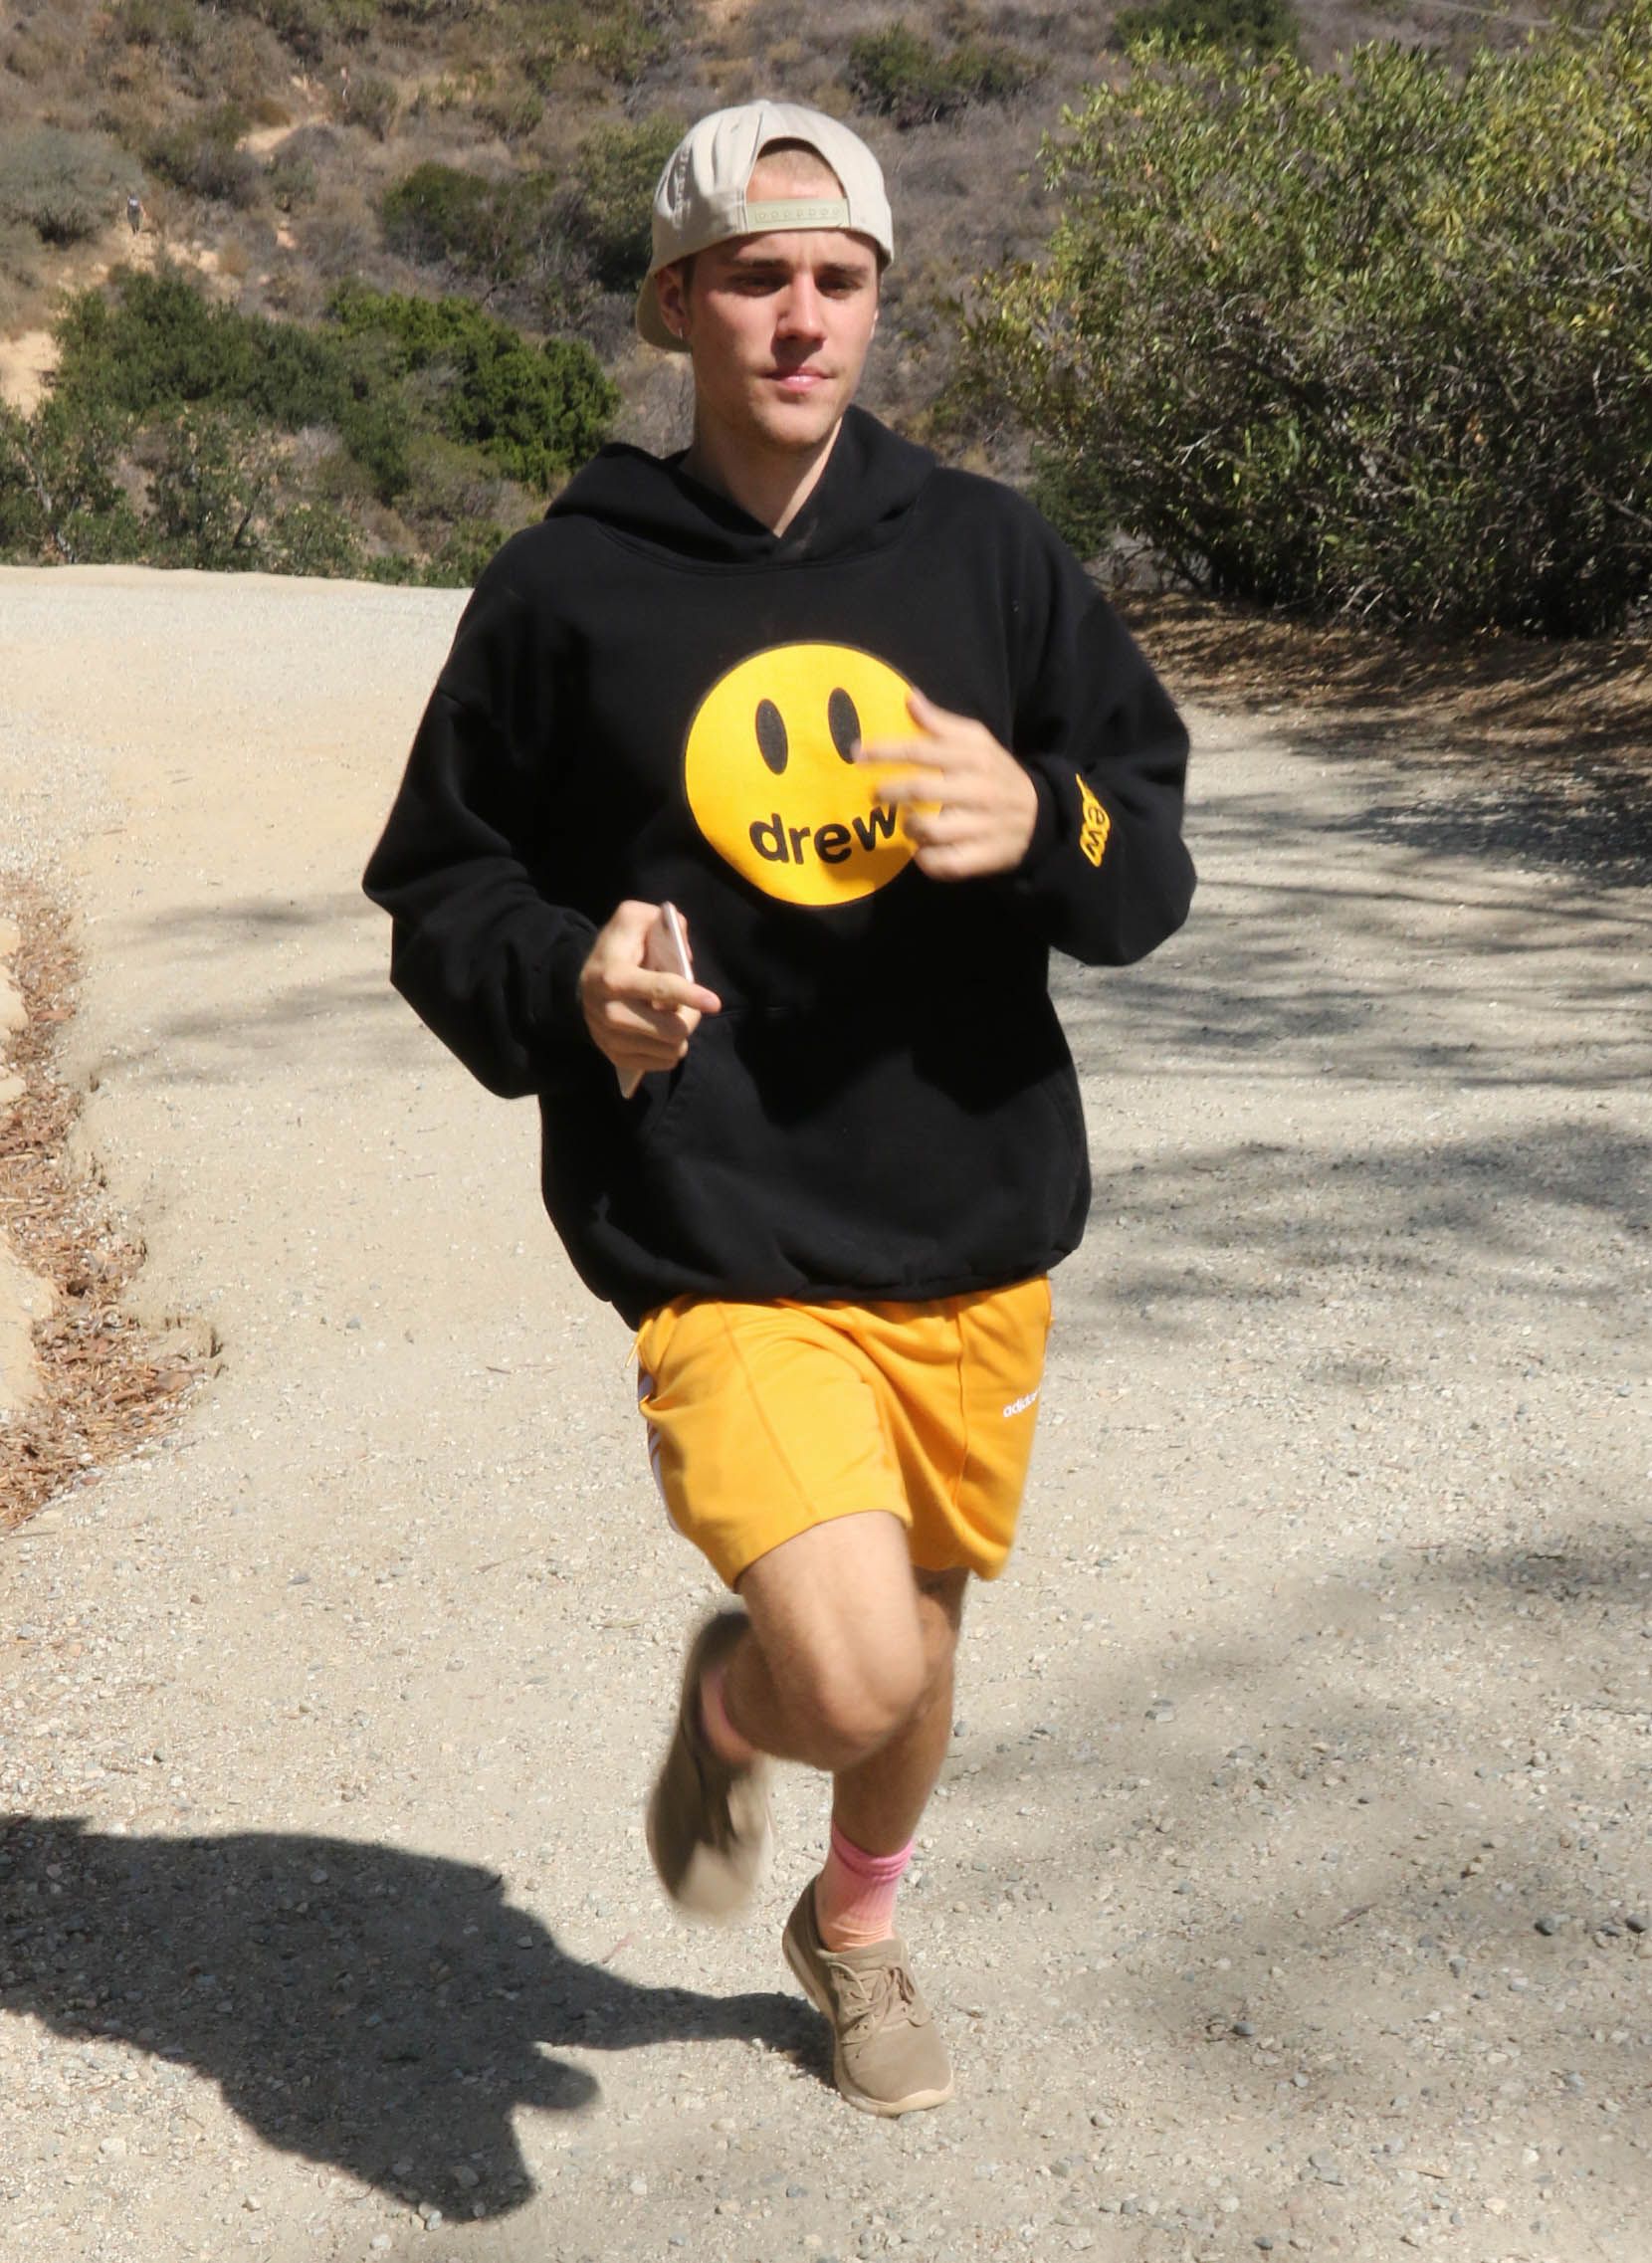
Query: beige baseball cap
[[637, 102, 894, 352]]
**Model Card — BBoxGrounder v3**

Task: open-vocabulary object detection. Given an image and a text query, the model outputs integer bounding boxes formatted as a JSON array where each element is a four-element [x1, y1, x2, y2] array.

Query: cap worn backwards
[[636, 102, 894, 353]]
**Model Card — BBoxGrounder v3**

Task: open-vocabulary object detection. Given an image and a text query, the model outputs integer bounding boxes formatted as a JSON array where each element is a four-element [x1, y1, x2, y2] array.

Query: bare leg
[[722, 1511, 934, 1775], [831, 1571, 964, 1854], [720, 1521, 965, 1851]]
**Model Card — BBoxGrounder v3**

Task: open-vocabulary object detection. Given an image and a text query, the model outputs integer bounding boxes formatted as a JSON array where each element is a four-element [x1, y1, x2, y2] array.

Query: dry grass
[[0, 886, 214, 1537], [1131, 592, 1652, 771]]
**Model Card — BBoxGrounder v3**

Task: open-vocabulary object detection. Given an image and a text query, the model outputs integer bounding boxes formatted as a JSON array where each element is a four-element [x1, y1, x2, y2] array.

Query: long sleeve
[[1000, 522, 1195, 967], [362, 567, 598, 1099]]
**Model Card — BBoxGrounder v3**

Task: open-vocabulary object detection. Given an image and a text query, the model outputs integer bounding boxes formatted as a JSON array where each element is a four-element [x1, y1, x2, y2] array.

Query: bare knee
[[733, 1517, 962, 1771], [785, 1635, 928, 1768]]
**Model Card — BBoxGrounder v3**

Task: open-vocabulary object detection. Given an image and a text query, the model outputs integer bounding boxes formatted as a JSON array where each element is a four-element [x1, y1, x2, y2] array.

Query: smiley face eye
[[828, 688, 861, 762], [755, 699, 788, 774]]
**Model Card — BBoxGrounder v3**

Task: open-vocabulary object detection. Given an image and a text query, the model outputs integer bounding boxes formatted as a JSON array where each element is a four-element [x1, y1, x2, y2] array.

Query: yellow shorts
[[635, 1278, 1052, 1589]]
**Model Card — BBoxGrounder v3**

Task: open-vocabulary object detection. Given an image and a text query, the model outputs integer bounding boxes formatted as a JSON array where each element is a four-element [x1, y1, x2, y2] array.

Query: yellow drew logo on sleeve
[[1076, 775, 1112, 868]]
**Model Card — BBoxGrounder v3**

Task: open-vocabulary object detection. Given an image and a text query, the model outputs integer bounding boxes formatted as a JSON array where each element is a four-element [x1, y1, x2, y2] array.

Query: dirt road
[[1, 566, 1648, 2263]]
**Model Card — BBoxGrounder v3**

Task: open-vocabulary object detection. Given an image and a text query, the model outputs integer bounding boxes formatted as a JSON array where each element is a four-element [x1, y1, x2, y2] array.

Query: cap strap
[[741, 197, 853, 230]]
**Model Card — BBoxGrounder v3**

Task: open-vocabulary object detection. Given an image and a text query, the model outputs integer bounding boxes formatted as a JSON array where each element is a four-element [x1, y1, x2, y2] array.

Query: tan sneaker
[[645, 1609, 771, 1920], [781, 1881, 954, 2117]]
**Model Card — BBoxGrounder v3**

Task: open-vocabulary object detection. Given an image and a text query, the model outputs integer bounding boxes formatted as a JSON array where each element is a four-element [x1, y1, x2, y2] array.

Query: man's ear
[[654, 260, 692, 340]]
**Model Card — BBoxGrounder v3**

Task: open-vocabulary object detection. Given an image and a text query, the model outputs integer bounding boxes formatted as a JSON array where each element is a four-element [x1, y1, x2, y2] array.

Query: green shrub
[[424, 518, 513, 586], [345, 71, 399, 140], [962, 4, 1652, 634], [563, 114, 681, 292], [110, 0, 200, 50], [1114, 0, 1300, 57], [144, 106, 260, 207], [380, 162, 546, 288], [0, 127, 131, 247], [53, 268, 345, 428], [272, 499, 363, 577], [327, 284, 617, 489], [0, 395, 144, 565], [6, 263, 613, 575], [266, 148, 317, 212], [212, 0, 377, 63], [847, 26, 1037, 127], [146, 406, 280, 567], [475, 86, 545, 143], [381, 131, 676, 309], [518, 0, 671, 91]]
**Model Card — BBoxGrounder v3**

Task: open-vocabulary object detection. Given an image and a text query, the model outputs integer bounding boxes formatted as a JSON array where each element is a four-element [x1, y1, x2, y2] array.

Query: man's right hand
[[578, 900, 723, 1081]]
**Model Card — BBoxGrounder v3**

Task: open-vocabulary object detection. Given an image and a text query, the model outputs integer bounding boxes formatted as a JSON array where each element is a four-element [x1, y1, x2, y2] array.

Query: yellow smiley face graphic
[[683, 643, 923, 907]]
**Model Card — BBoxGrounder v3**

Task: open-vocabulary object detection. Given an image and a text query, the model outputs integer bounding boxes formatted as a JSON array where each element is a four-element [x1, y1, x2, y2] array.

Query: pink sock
[[700, 1661, 757, 1766], [814, 1821, 913, 1951]]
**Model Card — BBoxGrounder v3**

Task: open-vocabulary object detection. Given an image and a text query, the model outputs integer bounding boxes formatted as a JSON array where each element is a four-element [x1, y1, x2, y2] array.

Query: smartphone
[[618, 901, 695, 1099]]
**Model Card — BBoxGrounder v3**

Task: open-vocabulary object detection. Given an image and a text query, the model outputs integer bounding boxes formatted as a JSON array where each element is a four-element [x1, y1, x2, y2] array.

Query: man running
[[364, 101, 1194, 2117]]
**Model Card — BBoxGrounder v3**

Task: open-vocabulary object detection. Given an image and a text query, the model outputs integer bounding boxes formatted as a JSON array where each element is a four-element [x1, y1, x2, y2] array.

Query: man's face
[[657, 175, 882, 461]]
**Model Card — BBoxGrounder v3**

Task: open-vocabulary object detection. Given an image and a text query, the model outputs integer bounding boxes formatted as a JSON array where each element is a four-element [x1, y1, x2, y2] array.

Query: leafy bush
[[519, 0, 671, 91], [144, 407, 281, 567], [962, 5, 1652, 634], [212, 0, 378, 63], [110, 0, 201, 50], [474, 86, 545, 143], [1114, 0, 1301, 58], [1, 255, 611, 576], [344, 71, 399, 140], [266, 147, 318, 212], [0, 127, 131, 247], [380, 162, 548, 288], [144, 106, 260, 207], [0, 396, 145, 565], [53, 269, 345, 429], [381, 132, 679, 310], [329, 283, 617, 490], [562, 114, 681, 292], [847, 26, 1037, 127]]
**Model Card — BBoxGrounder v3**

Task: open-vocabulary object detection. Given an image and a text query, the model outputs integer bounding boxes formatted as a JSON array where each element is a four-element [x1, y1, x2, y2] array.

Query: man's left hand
[[855, 688, 1039, 881]]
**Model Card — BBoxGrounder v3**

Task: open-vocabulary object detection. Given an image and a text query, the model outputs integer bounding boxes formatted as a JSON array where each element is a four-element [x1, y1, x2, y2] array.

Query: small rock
[[1534, 1914, 1563, 1937], [452, 2165, 480, 2191], [1232, 2019, 1256, 2038], [1625, 1912, 1648, 1935]]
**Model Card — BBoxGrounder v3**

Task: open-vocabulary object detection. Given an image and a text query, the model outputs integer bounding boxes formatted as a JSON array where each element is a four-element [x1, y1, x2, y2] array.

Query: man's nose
[[775, 275, 827, 337]]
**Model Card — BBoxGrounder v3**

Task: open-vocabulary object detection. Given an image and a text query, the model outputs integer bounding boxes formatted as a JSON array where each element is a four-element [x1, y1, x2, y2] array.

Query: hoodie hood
[[545, 404, 935, 568]]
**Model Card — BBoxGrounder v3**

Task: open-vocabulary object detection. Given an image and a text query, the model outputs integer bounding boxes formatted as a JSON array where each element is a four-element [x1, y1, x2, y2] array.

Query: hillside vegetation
[[2, 0, 1641, 632]]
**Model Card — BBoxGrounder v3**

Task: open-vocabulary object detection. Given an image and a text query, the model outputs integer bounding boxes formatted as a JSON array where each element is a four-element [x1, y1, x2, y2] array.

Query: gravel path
[[1, 566, 1648, 2263]]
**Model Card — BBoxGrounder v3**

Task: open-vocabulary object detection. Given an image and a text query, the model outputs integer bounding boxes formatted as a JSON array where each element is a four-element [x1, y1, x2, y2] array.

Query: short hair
[[749, 137, 847, 197]]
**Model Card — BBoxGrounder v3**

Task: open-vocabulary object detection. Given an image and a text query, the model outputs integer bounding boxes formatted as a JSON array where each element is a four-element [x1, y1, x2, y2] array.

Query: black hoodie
[[363, 408, 1194, 1325]]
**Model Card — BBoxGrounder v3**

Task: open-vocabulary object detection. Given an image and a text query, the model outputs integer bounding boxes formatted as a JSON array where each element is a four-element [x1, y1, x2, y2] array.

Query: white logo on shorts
[[1001, 1387, 1040, 1419]]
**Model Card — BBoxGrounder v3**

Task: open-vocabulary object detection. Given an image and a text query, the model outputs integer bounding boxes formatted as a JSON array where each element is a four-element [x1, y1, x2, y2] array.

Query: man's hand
[[579, 900, 722, 1080], [856, 687, 1039, 881]]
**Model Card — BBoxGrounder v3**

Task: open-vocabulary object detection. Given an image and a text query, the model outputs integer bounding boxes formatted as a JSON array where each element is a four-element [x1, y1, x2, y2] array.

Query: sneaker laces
[[831, 1955, 921, 2043]]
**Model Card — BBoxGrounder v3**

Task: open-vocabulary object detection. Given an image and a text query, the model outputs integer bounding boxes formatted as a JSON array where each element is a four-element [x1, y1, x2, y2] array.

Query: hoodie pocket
[[615, 991, 1088, 1294]]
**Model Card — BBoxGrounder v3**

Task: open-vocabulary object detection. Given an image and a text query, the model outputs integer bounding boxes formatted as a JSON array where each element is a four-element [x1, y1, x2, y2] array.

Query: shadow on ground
[[0, 1820, 812, 2219]]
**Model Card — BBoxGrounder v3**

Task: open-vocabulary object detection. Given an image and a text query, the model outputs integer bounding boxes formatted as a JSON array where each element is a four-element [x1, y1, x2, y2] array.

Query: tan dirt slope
[[0, 565, 1648, 2263]]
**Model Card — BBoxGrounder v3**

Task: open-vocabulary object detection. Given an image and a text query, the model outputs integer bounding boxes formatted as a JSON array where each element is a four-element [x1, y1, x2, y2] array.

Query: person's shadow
[[0, 1815, 816, 2219]]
